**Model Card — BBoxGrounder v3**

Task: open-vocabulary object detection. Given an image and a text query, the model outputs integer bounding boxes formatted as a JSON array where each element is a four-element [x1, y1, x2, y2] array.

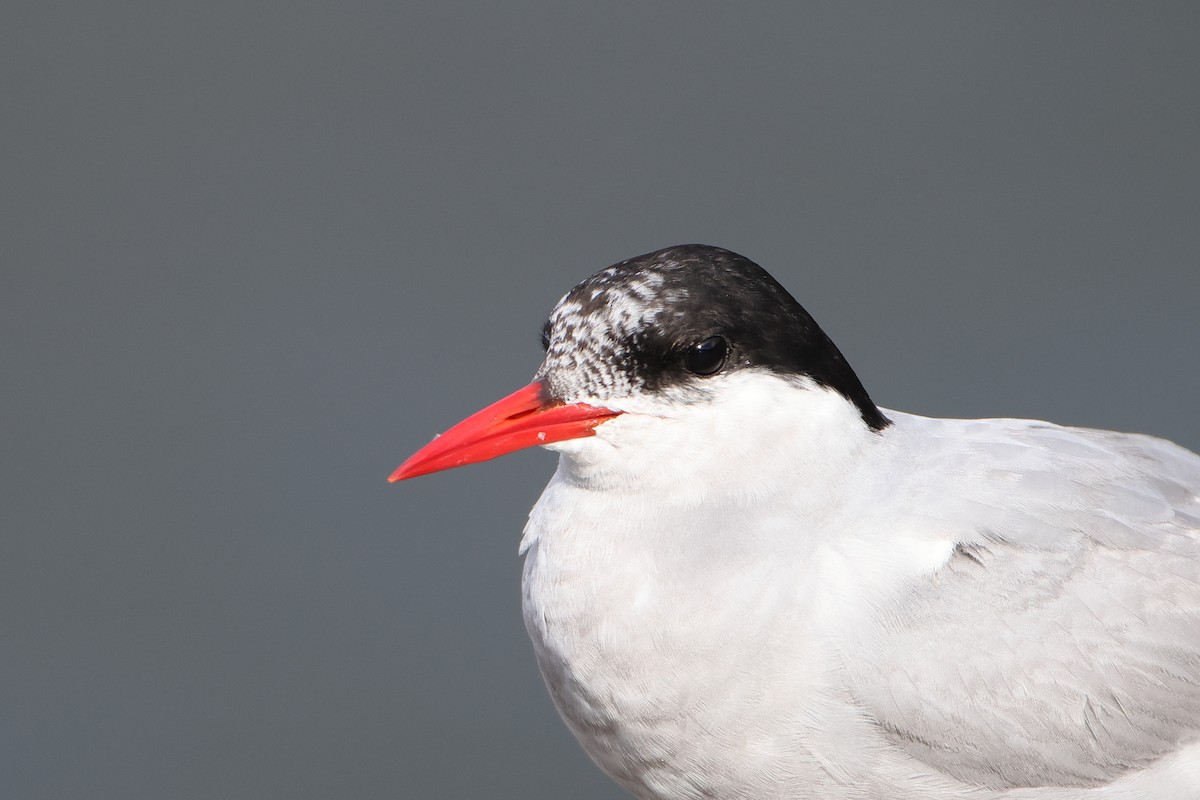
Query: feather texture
[[522, 374, 1200, 799]]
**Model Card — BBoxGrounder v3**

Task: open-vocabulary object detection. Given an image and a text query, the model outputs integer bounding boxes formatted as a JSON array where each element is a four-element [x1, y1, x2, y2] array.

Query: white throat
[[536, 370, 880, 507]]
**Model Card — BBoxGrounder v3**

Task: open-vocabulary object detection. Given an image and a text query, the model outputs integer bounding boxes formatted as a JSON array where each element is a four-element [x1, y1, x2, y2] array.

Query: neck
[[547, 373, 882, 507]]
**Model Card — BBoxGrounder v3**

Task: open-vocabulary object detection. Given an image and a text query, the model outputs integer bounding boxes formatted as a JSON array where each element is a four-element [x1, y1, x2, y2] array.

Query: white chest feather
[[518, 467, 966, 800]]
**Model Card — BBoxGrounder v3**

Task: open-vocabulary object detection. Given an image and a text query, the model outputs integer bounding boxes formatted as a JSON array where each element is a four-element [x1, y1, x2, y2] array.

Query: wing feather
[[848, 417, 1200, 790]]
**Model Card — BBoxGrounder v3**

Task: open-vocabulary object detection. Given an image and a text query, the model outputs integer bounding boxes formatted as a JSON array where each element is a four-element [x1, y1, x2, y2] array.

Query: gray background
[[4, 3, 1198, 799]]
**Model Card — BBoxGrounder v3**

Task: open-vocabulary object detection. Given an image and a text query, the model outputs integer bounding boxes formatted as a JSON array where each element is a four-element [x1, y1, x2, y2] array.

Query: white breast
[[516, 378, 976, 799]]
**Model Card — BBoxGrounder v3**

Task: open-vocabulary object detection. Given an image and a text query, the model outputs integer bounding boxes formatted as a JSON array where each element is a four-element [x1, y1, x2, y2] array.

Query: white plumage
[[522, 373, 1200, 798], [393, 245, 1200, 799]]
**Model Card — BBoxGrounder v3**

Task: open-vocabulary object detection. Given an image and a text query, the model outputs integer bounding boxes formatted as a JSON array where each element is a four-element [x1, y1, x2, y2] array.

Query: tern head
[[391, 245, 888, 489]]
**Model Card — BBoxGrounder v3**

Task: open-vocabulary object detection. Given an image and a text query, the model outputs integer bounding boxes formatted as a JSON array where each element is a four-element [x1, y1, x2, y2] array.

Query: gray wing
[[848, 418, 1200, 790]]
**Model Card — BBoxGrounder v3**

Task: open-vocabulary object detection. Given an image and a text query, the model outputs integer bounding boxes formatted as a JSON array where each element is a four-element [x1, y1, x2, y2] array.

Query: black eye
[[684, 336, 728, 376], [540, 320, 552, 351]]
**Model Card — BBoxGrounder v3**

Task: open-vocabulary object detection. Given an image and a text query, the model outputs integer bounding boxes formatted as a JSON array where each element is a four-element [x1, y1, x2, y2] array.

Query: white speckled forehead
[[537, 267, 682, 402]]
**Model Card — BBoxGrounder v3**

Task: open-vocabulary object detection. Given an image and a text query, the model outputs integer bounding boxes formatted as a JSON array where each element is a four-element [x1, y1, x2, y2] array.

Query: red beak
[[389, 381, 622, 481]]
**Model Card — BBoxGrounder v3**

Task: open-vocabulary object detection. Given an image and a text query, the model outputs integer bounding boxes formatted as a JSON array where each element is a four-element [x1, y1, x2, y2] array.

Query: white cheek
[[543, 371, 876, 505], [543, 437, 589, 456]]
